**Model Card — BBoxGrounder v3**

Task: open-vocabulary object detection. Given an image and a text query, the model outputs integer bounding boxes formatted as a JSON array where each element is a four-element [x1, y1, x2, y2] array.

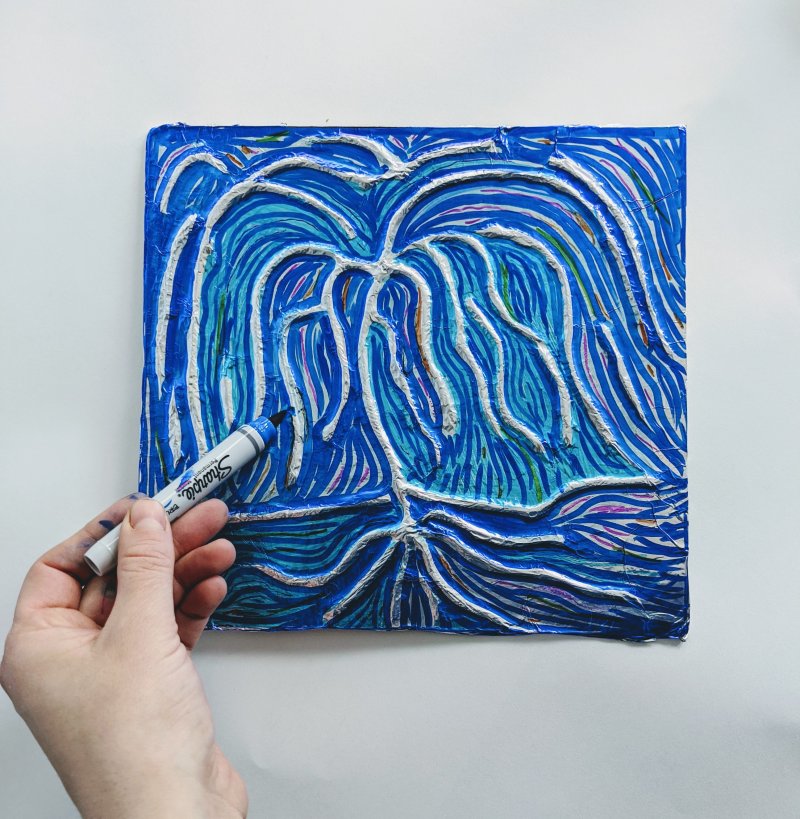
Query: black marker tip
[[269, 409, 290, 426]]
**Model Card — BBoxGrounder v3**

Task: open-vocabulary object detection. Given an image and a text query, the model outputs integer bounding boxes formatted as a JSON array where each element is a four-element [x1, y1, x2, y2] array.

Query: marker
[[84, 410, 288, 576]]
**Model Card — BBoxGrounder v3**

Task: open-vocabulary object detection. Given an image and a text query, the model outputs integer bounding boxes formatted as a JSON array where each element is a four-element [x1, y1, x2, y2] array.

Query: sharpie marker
[[84, 410, 288, 576]]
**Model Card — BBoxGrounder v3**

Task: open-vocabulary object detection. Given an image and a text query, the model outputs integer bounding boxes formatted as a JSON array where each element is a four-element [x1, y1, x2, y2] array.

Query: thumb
[[109, 499, 176, 630]]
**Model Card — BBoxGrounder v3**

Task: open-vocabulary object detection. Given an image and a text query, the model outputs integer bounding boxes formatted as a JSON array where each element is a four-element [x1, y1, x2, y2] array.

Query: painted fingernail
[[130, 499, 167, 530]]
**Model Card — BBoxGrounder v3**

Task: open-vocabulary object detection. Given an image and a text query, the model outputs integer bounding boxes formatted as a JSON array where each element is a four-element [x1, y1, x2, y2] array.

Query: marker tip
[[268, 409, 290, 426]]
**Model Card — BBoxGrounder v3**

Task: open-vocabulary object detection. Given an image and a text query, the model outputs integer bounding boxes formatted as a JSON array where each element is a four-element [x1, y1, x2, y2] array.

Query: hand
[[0, 497, 248, 818]]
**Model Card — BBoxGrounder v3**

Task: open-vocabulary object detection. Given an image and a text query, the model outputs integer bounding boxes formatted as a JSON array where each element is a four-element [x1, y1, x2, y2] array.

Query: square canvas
[[141, 125, 687, 638]]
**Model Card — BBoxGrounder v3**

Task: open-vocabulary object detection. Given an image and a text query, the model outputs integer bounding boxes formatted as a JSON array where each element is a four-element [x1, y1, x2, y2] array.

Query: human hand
[[0, 496, 247, 818]]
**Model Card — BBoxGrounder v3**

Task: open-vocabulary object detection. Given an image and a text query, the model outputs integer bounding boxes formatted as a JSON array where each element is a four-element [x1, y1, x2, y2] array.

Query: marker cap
[[84, 531, 120, 576]]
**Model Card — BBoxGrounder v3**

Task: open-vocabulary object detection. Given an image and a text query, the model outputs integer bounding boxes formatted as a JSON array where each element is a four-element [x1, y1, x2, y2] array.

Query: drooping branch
[[421, 232, 574, 445], [277, 306, 326, 485], [357, 279, 413, 516], [155, 214, 197, 391], [549, 153, 684, 363], [477, 224, 622, 450], [385, 261, 459, 435], [465, 296, 545, 454], [372, 313, 442, 463], [412, 244, 504, 438], [160, 152, 229, 214], [318, 265, 355, 441]]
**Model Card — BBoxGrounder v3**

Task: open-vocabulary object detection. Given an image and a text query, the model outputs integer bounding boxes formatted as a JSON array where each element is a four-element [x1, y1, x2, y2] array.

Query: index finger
[[13, 494, 144, 620]]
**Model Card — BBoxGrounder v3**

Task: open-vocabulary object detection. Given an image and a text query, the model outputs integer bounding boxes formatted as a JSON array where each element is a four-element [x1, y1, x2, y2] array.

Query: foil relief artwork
[[141, 125, 688, 638]]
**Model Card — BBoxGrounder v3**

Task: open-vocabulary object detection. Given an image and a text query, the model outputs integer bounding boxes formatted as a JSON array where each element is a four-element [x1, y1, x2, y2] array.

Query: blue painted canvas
[[141, 125, 688, 639]]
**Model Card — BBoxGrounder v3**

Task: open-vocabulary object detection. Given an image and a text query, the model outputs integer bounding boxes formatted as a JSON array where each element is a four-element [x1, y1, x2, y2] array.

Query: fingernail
[[130, 499, 167, 530]]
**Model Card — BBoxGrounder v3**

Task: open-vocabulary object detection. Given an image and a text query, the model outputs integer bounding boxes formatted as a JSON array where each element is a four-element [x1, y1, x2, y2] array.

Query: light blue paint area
[[141, 125, 687, 638]]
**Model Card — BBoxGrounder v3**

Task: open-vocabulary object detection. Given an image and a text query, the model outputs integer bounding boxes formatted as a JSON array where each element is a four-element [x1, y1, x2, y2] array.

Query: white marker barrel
[[84, 415, 282, 576]]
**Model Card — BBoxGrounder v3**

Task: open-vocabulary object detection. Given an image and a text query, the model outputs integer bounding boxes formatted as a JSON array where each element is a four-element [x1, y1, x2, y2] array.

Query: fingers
[[173, 538, 235, 648], [75, 500, 233, 630], [13, 493, 232, 634], [78, 575, 117, 627], [174, 539, 235, 603], [169, 499, 229, 603], [176, 576, 228, 649], [106, 500, 176, 633], [79, 494, 145, 543], [80, 539, 234, 629], [14, 494, 143, 619], [171, 499, 229, 560]]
